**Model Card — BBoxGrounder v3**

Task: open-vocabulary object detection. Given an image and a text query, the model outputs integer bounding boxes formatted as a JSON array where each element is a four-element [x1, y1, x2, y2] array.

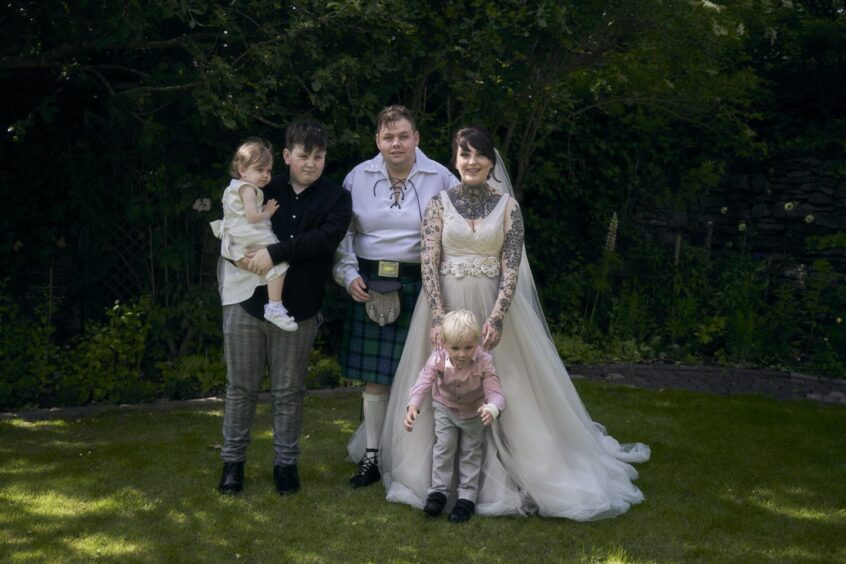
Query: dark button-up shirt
[[240, 169, 352, 321]]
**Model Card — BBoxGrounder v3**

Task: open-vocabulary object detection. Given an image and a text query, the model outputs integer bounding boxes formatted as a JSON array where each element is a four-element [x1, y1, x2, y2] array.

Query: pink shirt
[[407, 346, 505, 420]]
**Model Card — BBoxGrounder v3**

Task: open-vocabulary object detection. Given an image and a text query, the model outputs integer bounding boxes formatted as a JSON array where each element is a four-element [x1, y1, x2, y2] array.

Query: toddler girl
[[211, 138, 296, 330]]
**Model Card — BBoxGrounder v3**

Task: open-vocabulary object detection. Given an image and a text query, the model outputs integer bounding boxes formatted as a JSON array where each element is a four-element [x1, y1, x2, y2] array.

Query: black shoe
[[423, 492, 447, 517], [274, 463, 300, 496], [218, 461, 244, 495], [448, 499, 475, 523], [349, 449, 380, 489]]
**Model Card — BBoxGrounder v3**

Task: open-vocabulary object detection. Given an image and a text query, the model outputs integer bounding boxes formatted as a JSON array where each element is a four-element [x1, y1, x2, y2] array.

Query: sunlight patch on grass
[[746, 488, 846, 524], [395, 543, 420, 559], [6, 486, 159, 519], [67, 532, 142, 559], [331, 418, 358, 434], [166, 509, 188, 524], [7, 548, 56, 562], [11, 490, 117, 518], [0, 462, 59, 475], [2, 419, 69, 430], [762, 545, 831, 561], [278, 550, 323, 563], [585, 545, 632, 563]]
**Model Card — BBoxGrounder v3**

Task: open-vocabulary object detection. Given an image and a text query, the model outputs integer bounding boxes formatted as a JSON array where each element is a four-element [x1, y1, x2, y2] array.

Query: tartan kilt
[[340, 272, 423, 386]]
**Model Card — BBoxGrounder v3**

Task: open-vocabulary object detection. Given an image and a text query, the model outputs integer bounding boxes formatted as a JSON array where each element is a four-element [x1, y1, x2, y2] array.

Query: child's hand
[[403, 406, 419, 432], [263, 199, 280, 217], [478, 405, 496, 426]]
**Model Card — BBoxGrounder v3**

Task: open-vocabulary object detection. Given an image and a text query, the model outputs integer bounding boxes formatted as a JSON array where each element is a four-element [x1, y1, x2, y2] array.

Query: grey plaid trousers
[[220, 305, 318, 466]]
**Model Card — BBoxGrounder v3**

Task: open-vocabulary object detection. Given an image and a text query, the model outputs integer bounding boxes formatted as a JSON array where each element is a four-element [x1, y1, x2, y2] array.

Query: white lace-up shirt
[[333, 148, 456, 289]]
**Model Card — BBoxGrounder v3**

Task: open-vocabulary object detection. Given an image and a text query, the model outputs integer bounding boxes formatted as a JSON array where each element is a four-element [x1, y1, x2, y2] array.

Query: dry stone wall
[[645, 157, 846, 277]]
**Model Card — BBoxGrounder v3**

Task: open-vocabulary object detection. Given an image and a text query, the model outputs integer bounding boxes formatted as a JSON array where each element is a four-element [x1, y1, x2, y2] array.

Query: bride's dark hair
[[451, 127, 498, 179]]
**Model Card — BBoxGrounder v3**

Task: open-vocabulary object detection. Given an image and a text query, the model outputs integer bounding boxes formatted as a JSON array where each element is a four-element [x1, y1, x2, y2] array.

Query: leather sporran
[[365, 279, 402, 326]]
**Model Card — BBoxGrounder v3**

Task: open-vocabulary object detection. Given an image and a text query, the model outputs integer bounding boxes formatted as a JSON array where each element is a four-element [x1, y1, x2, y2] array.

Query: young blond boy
[[404, 309, 505, 523]]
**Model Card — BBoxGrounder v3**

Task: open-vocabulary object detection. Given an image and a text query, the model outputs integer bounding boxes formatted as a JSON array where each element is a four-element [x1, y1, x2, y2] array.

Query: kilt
[[340, 261, 423, 386]]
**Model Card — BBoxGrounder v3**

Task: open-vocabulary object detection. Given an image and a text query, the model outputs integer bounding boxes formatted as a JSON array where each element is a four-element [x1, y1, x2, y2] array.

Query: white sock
[[268, 301, 289, 316], [362, 391, 389, 452]]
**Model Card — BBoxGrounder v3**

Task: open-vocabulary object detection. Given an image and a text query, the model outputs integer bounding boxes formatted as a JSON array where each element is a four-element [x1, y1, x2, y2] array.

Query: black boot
[[423, 492, 447, 517], [273, 463, 300, 496], [218, 461, 244, 495], [349, 448, 380, 489], [448, 499, 475, 523]]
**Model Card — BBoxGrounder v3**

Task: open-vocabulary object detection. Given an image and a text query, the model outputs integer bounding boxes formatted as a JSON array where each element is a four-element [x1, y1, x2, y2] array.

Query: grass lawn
[[1, 382, 844, 563]]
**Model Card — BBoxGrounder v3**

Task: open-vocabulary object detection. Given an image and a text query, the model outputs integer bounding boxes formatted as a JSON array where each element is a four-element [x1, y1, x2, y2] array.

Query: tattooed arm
[[421, 194, 446, 345], [483, 197, 524, 350]]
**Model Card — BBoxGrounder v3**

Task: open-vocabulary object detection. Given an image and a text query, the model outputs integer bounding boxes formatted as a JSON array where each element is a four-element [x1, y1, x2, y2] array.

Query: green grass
[[1, 383, 844, 563]]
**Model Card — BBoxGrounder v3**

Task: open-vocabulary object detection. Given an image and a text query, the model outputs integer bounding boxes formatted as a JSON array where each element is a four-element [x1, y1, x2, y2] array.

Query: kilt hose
[[340, 261, 422, 386]]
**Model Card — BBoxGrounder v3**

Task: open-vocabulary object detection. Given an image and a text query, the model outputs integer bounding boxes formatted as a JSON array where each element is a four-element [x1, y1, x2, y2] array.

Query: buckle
[[377, 260, 400, 278]]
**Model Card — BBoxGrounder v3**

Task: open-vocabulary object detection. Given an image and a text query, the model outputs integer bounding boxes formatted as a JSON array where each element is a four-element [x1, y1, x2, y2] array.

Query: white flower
[[701, 0, 722, 10], [738, 222, 746, 232], [720, 206, 728, 215], [193, 198, 212, 212], [605, 212, 619, 253], [784, 201, 795, 211], [837, 317, 843, 324], [804, 214, 815, 224]]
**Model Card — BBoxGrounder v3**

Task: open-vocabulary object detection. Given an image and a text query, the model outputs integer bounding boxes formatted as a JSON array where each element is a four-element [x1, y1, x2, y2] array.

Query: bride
[[350, 126, 650, 520]]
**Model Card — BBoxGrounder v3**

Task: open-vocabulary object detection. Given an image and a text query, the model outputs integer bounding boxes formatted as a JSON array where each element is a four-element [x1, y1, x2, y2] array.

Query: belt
[[358, 258, 422, 279]]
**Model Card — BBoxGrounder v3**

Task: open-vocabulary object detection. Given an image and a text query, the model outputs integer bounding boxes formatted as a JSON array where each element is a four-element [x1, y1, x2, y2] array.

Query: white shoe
[[265, 304, 298, 331]]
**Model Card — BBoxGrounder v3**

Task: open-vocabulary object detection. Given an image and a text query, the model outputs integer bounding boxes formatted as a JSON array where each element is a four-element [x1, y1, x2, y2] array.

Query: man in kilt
[[334, 105, 457, 488]]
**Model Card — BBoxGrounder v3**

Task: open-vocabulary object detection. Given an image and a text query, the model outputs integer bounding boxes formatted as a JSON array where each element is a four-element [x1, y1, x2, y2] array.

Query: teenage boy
[[218, 120, 352, 496], [334, 105, 457, 488]]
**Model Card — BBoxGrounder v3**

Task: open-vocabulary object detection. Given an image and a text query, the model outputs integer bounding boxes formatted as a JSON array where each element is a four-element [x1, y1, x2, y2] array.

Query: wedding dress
[[348, 158, 650, 520]]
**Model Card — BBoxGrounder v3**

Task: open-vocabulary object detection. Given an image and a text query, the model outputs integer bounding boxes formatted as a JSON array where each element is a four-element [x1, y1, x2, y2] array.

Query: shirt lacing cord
[[372, 177, 419, 211]]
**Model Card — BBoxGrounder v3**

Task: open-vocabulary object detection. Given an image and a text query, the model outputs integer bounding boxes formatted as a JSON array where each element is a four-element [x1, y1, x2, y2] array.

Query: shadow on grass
[[1, 386, 844, 562]]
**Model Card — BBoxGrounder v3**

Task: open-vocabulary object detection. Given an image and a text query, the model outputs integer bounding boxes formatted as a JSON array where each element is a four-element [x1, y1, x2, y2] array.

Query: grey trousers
[[220, 304, 318, 466], [429, 401, 485, 503]]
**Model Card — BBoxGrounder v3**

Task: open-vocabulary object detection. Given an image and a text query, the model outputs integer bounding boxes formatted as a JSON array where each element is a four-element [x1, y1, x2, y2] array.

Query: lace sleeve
[[489, 197, 524, 332], [421, 194, 445, 327]]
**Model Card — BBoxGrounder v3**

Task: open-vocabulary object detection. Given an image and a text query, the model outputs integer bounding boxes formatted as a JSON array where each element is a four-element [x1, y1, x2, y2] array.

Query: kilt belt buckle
[[377, 260, 400, 278]]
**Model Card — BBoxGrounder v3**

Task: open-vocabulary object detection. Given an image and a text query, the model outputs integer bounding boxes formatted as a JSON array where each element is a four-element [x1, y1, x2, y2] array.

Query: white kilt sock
[[362, 391, 390, 453]]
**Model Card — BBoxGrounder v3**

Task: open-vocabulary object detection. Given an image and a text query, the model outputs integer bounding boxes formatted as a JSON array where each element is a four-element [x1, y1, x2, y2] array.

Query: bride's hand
[[481, 321, 502, 350], [429, 324, 443, 348]]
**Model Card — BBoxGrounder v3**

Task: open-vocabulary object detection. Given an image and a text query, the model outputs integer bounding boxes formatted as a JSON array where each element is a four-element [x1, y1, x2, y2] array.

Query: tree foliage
[[1, 1, 844, 406]]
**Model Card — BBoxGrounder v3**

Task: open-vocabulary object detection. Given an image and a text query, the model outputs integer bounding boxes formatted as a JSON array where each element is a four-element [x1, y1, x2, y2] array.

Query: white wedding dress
[[349, 183, 650, 520]]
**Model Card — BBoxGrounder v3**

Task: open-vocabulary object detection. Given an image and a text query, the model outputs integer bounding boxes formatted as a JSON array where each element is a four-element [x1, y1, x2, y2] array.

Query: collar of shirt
[[442, 346, 484, 372], [363, 147, 444, 177]]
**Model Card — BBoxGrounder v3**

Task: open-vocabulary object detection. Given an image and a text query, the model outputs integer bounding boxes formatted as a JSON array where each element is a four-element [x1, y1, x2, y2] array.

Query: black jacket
[[240, 170, 352, 321]]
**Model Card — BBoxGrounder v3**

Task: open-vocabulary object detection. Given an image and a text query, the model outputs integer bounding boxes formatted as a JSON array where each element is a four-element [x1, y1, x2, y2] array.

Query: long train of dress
[[349, 193, 650, 520]]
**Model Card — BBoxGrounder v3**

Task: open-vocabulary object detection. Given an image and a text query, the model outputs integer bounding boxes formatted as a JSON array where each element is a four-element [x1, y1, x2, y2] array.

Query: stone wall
[[645, 157, 846, 276]]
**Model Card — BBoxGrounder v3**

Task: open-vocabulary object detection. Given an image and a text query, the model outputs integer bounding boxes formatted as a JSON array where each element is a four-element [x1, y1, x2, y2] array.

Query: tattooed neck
[[450, 182, 500, 220]]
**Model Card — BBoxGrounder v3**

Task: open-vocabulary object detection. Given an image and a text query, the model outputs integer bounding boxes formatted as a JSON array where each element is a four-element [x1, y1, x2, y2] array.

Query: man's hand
[[348, 276, 371, 302], [403, 406, 420, 432], [248, 248, 273, 276]]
